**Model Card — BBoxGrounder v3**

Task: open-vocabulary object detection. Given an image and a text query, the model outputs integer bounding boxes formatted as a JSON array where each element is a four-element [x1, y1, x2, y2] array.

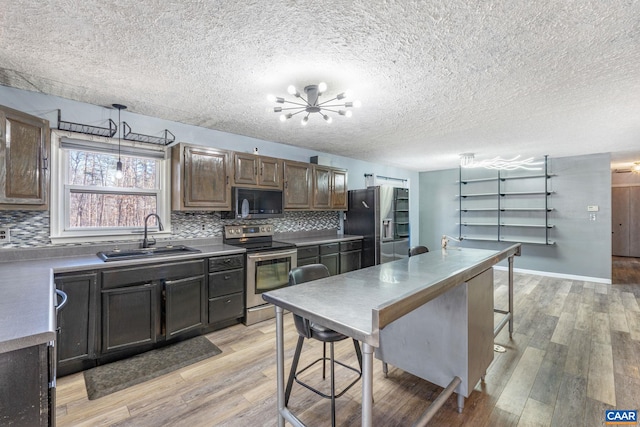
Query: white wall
[[419, 153, 612, 282]]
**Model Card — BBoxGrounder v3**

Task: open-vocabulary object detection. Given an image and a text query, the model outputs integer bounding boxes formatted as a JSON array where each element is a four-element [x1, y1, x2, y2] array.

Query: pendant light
[[112, 103, 127, 179]]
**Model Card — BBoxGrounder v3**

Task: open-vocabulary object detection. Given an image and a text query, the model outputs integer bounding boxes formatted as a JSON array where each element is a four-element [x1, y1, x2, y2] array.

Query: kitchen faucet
[[142, 213, 164, 248]]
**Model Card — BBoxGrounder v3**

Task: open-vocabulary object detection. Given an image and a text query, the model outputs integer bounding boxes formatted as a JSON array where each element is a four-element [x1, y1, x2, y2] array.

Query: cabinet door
[[233, 153, 259, 186], [165, 276, 206, 338], [180, 144, 231, 209], [312, 165, 332, 209], [339, 250, 361, 274], [0, 105, 49, 208], [331, 169, 348, 210], [102, 283, 158, 353], [283, 160, 312, 209], [55, 272, 97, 372], [258, 157, 283, 188], [0, 344, 50, 426], [320, 253, 339, 276]]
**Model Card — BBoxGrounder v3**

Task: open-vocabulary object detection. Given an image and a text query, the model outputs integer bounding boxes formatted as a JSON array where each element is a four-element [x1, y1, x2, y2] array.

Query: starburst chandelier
[[267, 82, 361, 125]]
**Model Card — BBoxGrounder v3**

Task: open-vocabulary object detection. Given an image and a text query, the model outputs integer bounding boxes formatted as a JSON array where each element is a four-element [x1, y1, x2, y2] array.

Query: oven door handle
[[247, 249, 297, 261]]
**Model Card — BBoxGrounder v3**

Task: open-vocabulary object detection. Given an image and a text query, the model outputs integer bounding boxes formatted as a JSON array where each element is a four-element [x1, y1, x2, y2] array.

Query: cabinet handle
[[224, 275, 231, 280], [226, 176, 229, 185], [260, 165, 264, 176], [43, 157, 49, 171], [225, 299, 231, 304], [284, 181, 288, 189], [55, 289, 68, 312], [224, 258, 231, 263]]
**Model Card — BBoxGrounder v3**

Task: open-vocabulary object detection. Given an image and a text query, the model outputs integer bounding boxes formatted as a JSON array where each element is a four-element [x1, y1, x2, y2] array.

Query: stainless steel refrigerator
[[344, 186, 410, 267]]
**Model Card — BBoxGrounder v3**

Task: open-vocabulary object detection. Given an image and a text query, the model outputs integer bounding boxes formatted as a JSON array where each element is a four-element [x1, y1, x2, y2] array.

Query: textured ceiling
[[1, 0, 639, 171]]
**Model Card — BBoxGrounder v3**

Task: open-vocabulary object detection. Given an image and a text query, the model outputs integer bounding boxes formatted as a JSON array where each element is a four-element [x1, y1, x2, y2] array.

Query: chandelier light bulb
[[318, 82, 327, 93], [287, 85, 298, 96], [267, 94, 276, 102], [115, 161, 123, 179], [301, 116, 309, 126], [345, 110, 352, 118], [323, 114, 332, 123], [279, 114, 287, 122]]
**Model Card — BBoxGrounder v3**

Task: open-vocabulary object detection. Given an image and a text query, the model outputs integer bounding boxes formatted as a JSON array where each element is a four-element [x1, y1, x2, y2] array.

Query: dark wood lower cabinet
[[165, 275, 206, 337], [55, 272, 98, 376], [339, 240, 363, 274], [0, 343, 52, 426], [102, 283, 159, 353], [54, 255, 244, 378], [320, 243, 339, 275], [297, 239, 363, 276]]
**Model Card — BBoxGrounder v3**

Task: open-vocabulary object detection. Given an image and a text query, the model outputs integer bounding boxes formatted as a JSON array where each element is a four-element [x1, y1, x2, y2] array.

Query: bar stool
[[408, 245, 429, 257], [285, 264, 363, 427]]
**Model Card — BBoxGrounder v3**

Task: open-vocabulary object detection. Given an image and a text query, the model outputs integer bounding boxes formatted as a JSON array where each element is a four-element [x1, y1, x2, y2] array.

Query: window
[[51, 132, 170, 243]]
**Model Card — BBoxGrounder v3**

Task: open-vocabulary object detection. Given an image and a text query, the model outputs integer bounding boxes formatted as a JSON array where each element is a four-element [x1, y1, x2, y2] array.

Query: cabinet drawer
[[208, 269, 244, 298], [297, 245, 319, 258], [102, 260, 204, 289], [297, 256, 319, 267], [319, 242, 339, 255], [209, 293, 244, 324], [209, 254, 244, 272], [340, 240, 362, 252]]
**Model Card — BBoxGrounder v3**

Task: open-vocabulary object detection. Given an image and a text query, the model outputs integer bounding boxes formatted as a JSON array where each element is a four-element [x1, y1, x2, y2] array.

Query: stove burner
[[223, 224, 295, 253]]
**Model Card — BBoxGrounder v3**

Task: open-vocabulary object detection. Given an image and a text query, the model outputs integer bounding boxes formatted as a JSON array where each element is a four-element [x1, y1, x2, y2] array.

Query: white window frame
[[50, 130, 172, 244]]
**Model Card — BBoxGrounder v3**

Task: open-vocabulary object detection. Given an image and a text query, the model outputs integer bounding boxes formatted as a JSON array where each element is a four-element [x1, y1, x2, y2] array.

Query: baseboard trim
[[493, 266, 612, 284]]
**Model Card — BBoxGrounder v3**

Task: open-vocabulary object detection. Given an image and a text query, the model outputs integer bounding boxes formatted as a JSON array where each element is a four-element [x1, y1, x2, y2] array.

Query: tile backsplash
[[0, 210, 341, 248]]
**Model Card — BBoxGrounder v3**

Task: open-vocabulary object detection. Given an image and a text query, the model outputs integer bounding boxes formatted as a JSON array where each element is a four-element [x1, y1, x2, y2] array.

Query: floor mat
[[83, 336, 221, 400]]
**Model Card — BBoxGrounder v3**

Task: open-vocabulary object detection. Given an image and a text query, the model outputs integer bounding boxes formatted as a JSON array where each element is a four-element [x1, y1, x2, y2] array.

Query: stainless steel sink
[[97, 245, 202, 262]]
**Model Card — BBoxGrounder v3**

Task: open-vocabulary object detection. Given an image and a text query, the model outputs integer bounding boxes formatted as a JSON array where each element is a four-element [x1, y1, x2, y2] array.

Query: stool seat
[[309, 322, 349, 342]]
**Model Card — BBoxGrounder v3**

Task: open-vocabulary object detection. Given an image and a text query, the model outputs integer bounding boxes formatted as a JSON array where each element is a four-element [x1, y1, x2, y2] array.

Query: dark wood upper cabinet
[[0, 104, 50, 209], [233, 152, 283, 189], [172, 143, 232, 210], [283, 160, 312, 209], [312, 165, 348, 210], [331, 168, 348, 210]]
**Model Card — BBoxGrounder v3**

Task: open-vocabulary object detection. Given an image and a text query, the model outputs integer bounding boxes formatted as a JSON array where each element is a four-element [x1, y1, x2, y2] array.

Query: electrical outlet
[[0, 227, 10, 243]]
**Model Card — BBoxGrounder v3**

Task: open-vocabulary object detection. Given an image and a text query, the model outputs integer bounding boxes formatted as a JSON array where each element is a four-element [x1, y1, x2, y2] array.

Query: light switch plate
[[587, 205, 599, 212], [0, 227, 9, 243]]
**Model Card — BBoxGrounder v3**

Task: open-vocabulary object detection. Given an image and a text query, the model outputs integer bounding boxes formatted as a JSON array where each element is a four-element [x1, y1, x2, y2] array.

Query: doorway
[[612, 256, 640, 285]]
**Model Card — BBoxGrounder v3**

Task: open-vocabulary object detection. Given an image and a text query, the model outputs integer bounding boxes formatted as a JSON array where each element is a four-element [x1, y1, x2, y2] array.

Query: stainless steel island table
[[262, 244, 521, 426]]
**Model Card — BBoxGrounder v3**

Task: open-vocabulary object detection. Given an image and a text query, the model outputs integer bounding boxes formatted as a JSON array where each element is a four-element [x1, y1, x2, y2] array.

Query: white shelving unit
[[457, 155, 555, 245]]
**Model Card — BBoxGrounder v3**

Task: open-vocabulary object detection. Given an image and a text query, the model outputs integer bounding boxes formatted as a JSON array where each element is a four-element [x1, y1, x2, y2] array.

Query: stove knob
[[267, 226, 272, 232]]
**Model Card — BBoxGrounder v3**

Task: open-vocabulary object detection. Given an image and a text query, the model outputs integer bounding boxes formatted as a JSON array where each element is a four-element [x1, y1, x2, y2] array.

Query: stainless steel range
[[223, 224, 297, 325]]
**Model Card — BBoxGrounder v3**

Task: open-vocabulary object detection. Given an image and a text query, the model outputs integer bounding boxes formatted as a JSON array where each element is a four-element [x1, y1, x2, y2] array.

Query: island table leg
[[362, 342, 374, 427], [276, 306, 285, 427]]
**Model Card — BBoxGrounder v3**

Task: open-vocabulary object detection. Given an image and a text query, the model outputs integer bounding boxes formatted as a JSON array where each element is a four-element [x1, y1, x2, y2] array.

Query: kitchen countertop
[[263, 245, 520, 346], [0, 231, 364, 355], [275, 231, 363, 247], [0, 242, 244, 355]]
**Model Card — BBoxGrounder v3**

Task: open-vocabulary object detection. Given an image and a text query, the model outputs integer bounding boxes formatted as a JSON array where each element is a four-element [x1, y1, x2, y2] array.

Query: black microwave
[[222, 187, 284, 219]]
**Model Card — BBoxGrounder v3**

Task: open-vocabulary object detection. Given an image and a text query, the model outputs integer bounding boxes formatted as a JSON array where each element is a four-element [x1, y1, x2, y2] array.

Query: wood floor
[[56, 263, 640, 426]]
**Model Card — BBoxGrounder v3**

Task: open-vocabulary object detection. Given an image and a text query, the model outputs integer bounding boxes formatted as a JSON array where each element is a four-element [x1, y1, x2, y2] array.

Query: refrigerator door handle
[[362, 201, 369, 208]]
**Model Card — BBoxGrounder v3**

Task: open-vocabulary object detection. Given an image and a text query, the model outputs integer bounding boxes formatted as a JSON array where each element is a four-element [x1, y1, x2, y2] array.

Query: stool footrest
[[295, 357, 362, 399]]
